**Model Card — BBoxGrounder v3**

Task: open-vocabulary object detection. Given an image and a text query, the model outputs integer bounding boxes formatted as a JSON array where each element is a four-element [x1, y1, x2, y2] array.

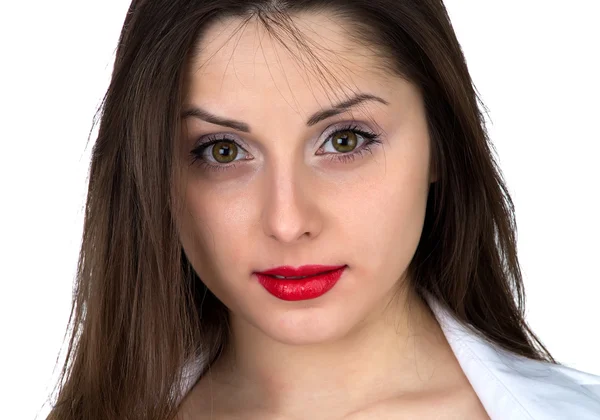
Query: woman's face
[[175, 14, 435, 345]]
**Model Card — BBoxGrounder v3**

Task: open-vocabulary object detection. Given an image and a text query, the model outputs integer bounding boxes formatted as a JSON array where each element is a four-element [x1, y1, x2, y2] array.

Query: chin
[[252, 304, 357, 346]]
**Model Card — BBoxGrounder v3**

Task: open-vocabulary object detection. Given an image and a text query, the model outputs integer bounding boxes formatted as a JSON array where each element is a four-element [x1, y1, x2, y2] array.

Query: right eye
[[189, 137, 253, 171]]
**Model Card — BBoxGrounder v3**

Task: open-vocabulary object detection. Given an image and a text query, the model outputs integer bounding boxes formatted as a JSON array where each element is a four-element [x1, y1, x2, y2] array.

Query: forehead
[[183, 13, 395, 113]]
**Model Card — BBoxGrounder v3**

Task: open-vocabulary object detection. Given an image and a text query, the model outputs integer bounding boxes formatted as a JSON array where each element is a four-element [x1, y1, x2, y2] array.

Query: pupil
[[218, 144, 231, 155]]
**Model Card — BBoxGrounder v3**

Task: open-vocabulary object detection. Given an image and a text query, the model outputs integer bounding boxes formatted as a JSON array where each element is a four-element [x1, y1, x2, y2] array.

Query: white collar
[[425, 294, 600, 419]]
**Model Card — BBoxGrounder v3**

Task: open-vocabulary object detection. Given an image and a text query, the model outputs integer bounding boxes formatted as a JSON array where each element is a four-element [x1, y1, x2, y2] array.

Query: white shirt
[[426, 295, 600, 419], [178, 296, 600, 419]]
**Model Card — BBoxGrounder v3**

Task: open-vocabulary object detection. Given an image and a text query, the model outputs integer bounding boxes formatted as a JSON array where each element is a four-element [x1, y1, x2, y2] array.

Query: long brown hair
[[46, 0, 555, 418]]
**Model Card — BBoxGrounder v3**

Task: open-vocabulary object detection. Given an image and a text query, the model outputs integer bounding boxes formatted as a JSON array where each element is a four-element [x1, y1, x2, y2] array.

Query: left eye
[[319, 128, 371, 154]]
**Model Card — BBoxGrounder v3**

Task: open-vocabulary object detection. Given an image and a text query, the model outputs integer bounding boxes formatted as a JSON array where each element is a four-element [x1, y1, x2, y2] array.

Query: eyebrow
[[181, 93, 389, 133]]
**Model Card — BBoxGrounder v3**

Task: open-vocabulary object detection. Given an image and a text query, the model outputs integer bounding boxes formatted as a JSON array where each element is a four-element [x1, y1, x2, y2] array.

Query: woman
[[47, 0, 600, 419]]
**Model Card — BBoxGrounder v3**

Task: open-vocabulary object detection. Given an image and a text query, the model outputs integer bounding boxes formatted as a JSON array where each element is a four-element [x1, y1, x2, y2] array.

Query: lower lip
[[255, 267, 346, 301]]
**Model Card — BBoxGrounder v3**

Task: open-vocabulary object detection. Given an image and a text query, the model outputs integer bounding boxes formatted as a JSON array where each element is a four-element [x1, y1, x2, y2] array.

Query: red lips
[[256, 265, 346, 278], [255, 265, 347, 301]]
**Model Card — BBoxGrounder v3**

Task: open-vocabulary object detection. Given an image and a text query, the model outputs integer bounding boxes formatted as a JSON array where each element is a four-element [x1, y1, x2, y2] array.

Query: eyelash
[[189, 124, 383, 173]]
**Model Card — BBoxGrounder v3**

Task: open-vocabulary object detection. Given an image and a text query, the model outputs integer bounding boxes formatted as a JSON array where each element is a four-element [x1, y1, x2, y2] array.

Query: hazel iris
[[212, 141, 238, 163], [332, 130, 358, 152]]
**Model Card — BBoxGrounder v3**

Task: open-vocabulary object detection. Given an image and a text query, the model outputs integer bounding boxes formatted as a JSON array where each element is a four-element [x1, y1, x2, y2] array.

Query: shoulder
[[487, 351, 600, 419], [427, 296, 600, 419], [462, 338, 600, 419], [452, 333, 600, 419]]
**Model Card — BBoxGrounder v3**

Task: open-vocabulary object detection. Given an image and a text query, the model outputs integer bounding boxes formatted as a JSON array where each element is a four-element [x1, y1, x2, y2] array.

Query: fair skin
[[174, 12, 489, 420]]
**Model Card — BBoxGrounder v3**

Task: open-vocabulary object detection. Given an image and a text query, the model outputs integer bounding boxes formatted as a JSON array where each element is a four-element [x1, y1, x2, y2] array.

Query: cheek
[[344, 156, 430, 280], [179, 182, 255, 277]]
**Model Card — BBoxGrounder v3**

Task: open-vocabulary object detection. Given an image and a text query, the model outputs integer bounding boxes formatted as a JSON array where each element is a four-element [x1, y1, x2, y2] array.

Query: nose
[[260, 161, 323, 244]]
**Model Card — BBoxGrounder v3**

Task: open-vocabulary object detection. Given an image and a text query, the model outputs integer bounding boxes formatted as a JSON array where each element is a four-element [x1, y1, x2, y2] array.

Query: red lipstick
[[255, 265, 346, 301]]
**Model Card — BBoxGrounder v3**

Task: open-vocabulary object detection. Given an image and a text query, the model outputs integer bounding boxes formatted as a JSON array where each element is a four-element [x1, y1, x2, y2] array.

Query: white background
[[0, 1, 598, 418]]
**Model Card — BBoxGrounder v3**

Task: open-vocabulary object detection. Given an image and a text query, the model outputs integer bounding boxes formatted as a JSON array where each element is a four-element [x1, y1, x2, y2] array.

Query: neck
[[204, 288, 458, 418]]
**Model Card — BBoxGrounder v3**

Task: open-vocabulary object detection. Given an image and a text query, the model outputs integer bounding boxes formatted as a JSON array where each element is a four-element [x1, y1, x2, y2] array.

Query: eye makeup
[[188, 122, 383, 173]]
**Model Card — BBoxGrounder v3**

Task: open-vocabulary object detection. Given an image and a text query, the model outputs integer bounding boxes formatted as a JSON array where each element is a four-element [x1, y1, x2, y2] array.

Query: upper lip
[[256, 265, 346, 277]]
